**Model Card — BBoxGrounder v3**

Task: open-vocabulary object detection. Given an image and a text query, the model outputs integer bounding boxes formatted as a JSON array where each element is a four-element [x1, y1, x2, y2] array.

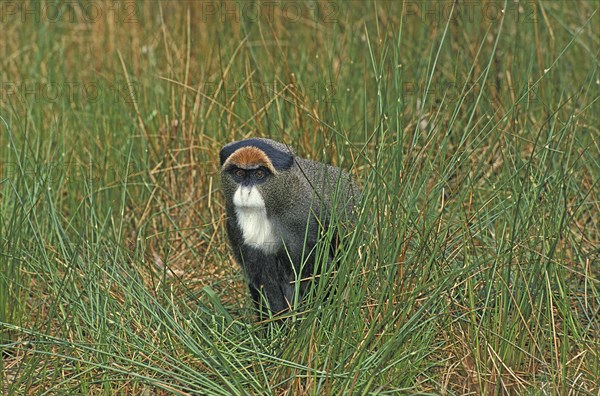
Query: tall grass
[[1, 1, 598, 394]]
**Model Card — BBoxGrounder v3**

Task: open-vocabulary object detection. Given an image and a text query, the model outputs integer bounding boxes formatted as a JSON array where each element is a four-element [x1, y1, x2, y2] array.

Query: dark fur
[[220, 138, 359, 319]]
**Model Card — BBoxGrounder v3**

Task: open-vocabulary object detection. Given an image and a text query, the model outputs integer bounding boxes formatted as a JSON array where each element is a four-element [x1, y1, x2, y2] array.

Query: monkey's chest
[[232, 185, 282, 254], [234, 206, 281, 254]]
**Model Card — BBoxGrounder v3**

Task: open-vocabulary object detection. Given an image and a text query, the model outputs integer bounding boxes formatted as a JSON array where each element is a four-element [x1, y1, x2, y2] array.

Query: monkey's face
[[219, 138, 297, 252], [220, 138, 295, 212], [224, 164, 271, 209]]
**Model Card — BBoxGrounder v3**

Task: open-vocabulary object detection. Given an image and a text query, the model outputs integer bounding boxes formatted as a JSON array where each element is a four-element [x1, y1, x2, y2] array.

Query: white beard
[[233, 185, 281, 254]]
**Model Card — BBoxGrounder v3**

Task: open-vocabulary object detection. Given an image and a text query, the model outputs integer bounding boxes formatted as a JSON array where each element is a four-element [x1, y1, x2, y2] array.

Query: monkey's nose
[[241, 186, 252, 196]]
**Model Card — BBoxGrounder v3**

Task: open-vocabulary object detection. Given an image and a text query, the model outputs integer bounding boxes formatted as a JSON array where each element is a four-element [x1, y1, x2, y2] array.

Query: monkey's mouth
[[232, 186, 266, 209]]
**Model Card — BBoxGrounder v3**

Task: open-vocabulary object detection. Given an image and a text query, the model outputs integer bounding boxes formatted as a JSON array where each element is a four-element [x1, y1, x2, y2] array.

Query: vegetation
[[1, 1, 598, 394]]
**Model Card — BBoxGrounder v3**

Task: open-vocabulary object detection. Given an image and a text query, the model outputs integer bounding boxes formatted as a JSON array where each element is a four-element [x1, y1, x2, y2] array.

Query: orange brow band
[[222, 146, 277, 174]]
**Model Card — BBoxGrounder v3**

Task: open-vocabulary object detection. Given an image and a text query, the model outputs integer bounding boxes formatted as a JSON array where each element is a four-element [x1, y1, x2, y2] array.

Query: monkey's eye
[[254, 169, 266, 180], [234, 169, 245, 178]]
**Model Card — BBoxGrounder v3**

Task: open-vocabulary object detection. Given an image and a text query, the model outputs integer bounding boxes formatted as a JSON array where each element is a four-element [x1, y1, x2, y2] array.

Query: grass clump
[[1, 1, 598, 394]]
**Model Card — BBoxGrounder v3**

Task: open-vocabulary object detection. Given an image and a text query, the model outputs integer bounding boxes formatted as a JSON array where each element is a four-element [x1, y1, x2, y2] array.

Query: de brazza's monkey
[[220, 138, 360, 319]]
